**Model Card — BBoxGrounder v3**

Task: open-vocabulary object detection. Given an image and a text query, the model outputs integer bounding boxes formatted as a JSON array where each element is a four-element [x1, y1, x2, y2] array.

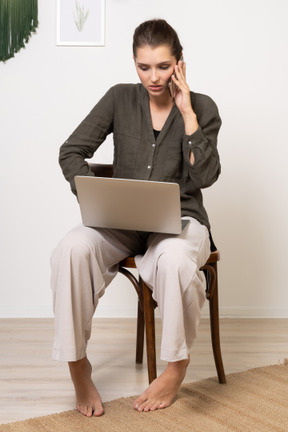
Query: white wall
[[0, 0, 287, 318]]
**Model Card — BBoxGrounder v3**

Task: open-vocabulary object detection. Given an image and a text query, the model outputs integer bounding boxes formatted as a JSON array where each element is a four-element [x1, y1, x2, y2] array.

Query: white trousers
[[50, 217, 210, 363]]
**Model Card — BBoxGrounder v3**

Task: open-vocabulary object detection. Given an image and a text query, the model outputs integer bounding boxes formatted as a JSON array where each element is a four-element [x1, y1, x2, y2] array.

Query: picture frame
[[56, 0, 105, 46]]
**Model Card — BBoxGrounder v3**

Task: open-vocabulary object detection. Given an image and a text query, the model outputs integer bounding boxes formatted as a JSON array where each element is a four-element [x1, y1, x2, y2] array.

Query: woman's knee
[[156, 251, 201, 298], [52, 226, 98, 264], [157, 250, 194, 273]]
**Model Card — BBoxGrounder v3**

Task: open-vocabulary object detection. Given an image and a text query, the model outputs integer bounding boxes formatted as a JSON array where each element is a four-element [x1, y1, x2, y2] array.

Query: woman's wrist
[[182, 110, 199, 135]]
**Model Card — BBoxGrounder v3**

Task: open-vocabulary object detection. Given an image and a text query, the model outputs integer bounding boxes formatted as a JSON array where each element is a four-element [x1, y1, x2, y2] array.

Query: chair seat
[[119, 250, 220, 301], [119, 250, 220, 269]]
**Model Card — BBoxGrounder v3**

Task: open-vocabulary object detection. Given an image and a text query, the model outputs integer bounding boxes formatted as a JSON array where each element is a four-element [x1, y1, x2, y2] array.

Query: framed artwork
[[57, 0, 105, 46]]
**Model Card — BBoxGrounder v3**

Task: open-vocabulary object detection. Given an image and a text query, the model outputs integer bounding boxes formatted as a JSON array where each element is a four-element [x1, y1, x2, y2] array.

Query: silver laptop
[[74, 176, 183, 234]]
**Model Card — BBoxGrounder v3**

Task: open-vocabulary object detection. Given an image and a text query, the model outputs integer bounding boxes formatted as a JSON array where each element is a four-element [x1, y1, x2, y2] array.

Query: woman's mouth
[[149, 85, 163, 92]]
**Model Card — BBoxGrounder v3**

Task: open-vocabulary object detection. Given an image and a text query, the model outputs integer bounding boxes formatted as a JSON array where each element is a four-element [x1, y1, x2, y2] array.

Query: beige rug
[[1, 364, 288, 432]]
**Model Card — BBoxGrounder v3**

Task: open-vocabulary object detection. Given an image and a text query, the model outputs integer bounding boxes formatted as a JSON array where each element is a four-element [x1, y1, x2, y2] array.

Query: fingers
[[172, 61, 189, 92], [182, 61, 186, 79], [176, 60, 186, 80], [171, 61, 193, 113]]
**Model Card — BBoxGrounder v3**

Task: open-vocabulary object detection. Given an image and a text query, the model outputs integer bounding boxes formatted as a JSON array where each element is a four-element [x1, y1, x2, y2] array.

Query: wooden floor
[[0, 318, 287, 425]]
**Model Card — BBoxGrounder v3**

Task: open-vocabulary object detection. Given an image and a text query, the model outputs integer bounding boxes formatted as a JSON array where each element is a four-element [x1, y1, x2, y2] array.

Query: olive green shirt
[[59, 83, 221, 229]]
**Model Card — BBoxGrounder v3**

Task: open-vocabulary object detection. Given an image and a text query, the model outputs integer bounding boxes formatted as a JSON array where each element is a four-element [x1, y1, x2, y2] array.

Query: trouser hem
[[52, 346, 87, 362], [160, 347, 190, 363]]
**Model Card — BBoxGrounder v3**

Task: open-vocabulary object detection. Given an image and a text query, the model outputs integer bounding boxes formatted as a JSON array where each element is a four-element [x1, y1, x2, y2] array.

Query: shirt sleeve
[[182, 93, 222, 189], [59, 87, 115, 195]]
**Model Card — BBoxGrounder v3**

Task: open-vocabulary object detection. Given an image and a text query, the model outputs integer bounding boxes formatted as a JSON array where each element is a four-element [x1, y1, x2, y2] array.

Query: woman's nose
[[150, 69, 159, 83]]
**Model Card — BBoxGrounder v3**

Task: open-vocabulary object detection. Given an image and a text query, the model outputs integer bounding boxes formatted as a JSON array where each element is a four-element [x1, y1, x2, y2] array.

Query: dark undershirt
[[153, 129, 160, 140]]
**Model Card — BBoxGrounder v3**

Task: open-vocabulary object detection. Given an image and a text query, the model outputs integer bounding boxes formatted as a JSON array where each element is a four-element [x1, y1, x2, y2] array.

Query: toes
[[93, 406, 104, 417], [144, 400, 166, 412], [149, 401, 164, 411], [134, 399, 149, 412], [77, 403, 103, 417], [77, 404, 90, 416], [133, 395, 147, 411], [135, 397, 170, 412], [136, 399, 159, 412], [155, 401, 167, 410], [138, 401, 150, 412]]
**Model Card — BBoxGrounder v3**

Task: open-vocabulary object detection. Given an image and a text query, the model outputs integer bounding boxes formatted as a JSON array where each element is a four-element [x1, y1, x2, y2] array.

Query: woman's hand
[[172, 61, 191, 113], [172, 60, 199, 137], [172, 60, 197, 164]]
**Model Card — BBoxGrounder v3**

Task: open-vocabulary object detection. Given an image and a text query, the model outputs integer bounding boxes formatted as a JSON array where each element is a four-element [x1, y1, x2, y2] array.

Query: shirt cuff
[[184, 126, 205, 150]]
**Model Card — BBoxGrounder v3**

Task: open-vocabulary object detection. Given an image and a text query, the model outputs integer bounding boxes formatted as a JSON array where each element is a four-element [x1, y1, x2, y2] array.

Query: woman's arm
[[59, 88, 114, 195], [172, 61, 221, 188]]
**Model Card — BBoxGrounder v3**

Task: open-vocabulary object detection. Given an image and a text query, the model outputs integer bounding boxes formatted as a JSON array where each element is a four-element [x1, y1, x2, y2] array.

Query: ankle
[[166, 357, 190, 375], [168, 357, 190, 368], [68, 357, 91, 379]]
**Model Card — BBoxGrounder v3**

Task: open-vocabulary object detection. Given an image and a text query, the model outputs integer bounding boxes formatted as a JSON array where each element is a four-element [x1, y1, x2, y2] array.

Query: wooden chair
[[89, 163, 226, 385]]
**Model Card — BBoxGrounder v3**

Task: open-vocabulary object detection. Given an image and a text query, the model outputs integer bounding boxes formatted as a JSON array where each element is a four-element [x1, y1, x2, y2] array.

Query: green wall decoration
[[0, 0, 38, 62]]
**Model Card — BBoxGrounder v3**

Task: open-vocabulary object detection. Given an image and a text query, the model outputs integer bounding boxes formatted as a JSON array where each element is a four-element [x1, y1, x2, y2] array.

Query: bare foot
[[68, 357, 104, 417], [133, 357, 190, 412]]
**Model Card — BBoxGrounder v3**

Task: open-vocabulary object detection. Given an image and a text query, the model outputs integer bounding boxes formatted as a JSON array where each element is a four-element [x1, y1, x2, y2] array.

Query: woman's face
[[134, 44, 177, 99]]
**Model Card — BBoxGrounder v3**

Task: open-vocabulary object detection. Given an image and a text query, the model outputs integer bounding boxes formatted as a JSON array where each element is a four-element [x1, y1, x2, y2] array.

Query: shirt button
[[147, 165, 151, 169], [152, 143, 155, 147], [188, 141, 192, 145]]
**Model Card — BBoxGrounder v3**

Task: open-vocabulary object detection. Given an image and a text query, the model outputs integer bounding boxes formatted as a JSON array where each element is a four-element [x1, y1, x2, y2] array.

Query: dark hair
[[133, 19, 183, 61]]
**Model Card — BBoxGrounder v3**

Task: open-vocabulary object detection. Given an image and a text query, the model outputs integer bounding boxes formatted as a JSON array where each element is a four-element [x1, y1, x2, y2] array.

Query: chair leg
[[136, 299, 144, 364], [208, 263, 226, 384], [141, 278, 157, 384]]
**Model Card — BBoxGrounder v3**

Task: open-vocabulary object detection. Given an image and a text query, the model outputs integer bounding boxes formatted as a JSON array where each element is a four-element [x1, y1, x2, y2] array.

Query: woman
[[51, 19, 221, 417]]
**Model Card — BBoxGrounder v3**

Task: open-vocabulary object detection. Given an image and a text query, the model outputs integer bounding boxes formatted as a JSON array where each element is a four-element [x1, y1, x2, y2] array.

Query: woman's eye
[[160, 65, 169, 70], [139, 66, 149, 71]]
